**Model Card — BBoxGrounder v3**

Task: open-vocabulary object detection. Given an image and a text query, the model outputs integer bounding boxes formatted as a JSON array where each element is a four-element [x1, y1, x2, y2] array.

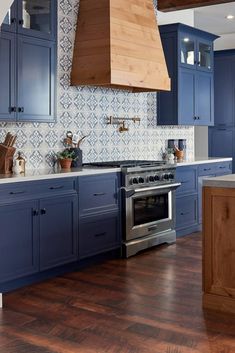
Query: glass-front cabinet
[[180, 34, 196, 68], [180, 33, 213, 72], [0, 0, 56, 40]]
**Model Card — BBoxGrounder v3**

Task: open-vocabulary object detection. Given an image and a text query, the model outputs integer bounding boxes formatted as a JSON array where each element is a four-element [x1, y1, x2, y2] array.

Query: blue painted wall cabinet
[[209, 51, 235, 172], [158, 23, 218, 126], [0, 0, 57, 122]]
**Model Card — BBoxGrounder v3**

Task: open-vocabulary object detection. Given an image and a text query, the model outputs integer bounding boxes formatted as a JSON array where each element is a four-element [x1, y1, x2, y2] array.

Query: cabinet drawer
[[215, 161, 232, 175], [0, 178, 76, 202], [176, 195, 198, 230], [79, 173, 119, 216], [198, 163, 218, 176], [176, 167, 197, 195], [79, 212, 120, 259]]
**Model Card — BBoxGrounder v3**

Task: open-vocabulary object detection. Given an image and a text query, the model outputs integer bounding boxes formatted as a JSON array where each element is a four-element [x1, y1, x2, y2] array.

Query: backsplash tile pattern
[[0, 0, 194, 169]]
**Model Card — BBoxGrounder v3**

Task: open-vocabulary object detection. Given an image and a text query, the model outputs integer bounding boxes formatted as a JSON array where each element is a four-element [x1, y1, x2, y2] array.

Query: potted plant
[[57, 149, 76, 170]]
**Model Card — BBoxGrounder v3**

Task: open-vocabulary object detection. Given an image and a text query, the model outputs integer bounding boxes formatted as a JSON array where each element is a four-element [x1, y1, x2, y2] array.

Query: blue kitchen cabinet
[[209, 51, 235, 171], [78, 173, 121, 259], [1, 0, 57, 41], [39, 194, 78, 271], [17, 36, 56, 122], [0, 200, 39, 283], [0, 32, 16, 121], [214, 53, 234, 127], [176, 161, 232, 236], [0, 0, 57, 123], [79, 212, 120, 259], [158, 23, 218, 126]]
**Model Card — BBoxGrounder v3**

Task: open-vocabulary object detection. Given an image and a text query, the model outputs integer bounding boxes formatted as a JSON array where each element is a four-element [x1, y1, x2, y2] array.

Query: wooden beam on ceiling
[[158, 0, 235, 12]]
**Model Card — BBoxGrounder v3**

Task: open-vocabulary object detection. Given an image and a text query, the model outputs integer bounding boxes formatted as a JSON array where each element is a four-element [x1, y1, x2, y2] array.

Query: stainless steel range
[[86, 160, 181, 257]]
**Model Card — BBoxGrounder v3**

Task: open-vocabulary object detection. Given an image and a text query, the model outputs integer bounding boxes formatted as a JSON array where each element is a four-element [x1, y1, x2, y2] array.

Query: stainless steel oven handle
[[132, 183, 181, 194], [121, 183, 181, 198]]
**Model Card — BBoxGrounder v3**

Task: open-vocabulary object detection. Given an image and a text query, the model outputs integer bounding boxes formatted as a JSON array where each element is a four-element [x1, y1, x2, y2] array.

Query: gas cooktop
[[85, 160, 167, 168]]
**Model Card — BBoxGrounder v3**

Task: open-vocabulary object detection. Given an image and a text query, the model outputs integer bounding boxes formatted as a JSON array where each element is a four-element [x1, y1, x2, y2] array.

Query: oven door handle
[[121, 183, 181, 198]]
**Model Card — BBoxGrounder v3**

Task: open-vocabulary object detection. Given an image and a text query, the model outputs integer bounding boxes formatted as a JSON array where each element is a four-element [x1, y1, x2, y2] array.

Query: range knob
[[168, 173, 174, 180], [163, 174, 169, 180], [138, 177, 145, 184], [149, 175, 155, 182], [154, 175, 160, 181], [132, 177, 139, 184]]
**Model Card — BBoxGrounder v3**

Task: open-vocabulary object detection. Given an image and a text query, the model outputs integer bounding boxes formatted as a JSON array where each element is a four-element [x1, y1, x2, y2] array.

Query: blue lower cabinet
[[176, 166, 197, 195], [176, 195, 198, 236], [79, 212, 120, 259], [39, 194, 78, 271], [78, 173, 119, 216], [0, 200, 39, 283]]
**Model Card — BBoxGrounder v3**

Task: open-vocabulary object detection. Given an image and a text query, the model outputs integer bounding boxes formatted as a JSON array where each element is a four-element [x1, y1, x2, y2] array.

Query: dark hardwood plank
[[158, 0, 234, 12], [2, 233, 235, 353]]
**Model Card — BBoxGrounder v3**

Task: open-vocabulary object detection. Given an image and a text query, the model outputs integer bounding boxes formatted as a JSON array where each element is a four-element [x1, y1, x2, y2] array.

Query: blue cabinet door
[[79, 212, 120, 259], [209, 127, 234, 172], [17, 35, 56, 122], [0, 32, 16, 121], [39, 194, 78, 271], [195, 72, 213, 125], [0, 200, 39, 283], [17, 0, 57, 41], [214, 55, 234, 127], [179, 68, 195, 124]]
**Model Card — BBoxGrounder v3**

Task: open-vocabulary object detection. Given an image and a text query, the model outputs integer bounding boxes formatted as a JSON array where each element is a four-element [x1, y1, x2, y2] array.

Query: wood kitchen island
[[203, 174, 235, 314]]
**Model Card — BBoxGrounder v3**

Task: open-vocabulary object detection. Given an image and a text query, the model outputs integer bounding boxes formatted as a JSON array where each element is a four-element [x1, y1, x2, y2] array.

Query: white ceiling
[[194, 2, 235, 35], [158, 2, 235, 50]]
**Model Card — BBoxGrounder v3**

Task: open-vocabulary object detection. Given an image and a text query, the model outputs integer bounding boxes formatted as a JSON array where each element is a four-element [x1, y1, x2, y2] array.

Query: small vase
[[59, 158, 72, 169]]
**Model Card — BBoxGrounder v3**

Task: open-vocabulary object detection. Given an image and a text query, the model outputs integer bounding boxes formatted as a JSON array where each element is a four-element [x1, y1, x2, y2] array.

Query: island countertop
[[203, 173, 235, 188]]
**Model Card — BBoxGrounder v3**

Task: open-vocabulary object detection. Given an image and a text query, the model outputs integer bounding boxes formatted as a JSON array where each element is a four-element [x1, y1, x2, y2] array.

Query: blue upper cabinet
[[17, 36, 56, 122], [1, 0, 57, 41], [0, 33, 16, 121], [158, 23, 218, 126], [214, 52, 235, 127], [0, 0, 57, 123]]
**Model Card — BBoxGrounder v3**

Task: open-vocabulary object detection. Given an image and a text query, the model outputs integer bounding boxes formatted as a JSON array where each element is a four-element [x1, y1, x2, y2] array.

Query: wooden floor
[[1, 233, 235, 353]]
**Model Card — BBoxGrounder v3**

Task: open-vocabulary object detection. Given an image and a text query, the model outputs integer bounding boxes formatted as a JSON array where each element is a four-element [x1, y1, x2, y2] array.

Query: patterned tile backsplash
[[0, 0, 194, 169]]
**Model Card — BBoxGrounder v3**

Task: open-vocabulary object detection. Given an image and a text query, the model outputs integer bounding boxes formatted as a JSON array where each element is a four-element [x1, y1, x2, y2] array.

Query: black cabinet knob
[[41, 208, 46, 215], [33, 210, 39, 216], [18, 107, 24, 113]]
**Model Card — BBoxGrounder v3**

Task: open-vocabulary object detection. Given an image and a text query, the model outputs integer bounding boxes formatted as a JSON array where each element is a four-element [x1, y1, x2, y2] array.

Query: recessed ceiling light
[[183, 37, 190, 42], [226, 14, 234, 20]]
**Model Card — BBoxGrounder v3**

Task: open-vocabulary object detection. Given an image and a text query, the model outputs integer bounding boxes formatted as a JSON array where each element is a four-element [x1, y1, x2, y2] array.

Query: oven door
[[124, 183, 181, 241]]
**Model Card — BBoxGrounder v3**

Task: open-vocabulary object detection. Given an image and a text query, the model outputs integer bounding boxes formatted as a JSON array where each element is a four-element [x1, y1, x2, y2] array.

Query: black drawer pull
[[49, 186, 64, 190], [93, 192, 106, 196], [41, 208, 46, 215], [94, 232, 106, 237], [219, 166, 226, 169], [9, 191, 25, 195], [180, 212, 191, 216]]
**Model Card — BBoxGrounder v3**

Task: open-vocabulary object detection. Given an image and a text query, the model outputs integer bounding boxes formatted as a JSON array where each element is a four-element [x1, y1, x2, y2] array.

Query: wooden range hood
[[71, 0, 171, 92]]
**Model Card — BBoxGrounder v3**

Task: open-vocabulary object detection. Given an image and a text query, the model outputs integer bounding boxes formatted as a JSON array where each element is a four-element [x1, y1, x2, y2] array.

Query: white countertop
[[0, 157, 232, 185], [0, 167, 120, 185], [175, 157, 232, 167], [203, 174, 235, 188]]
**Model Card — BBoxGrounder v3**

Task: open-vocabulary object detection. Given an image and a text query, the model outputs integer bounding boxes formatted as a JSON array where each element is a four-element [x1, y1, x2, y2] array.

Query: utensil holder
[[70, 148, 83, 168], [0, 144, 16, 174]]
